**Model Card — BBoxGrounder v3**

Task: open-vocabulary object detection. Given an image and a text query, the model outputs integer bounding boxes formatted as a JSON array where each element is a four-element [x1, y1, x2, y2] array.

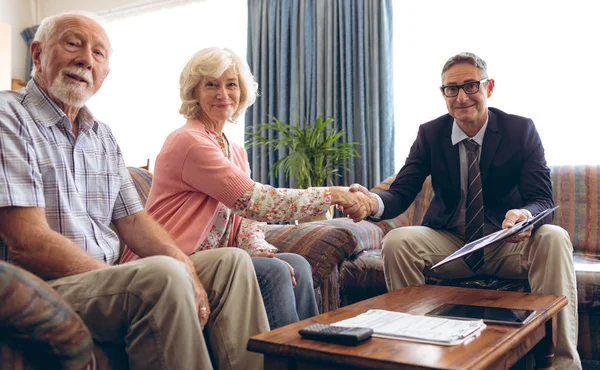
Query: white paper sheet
[[332, 309, 486, 346]]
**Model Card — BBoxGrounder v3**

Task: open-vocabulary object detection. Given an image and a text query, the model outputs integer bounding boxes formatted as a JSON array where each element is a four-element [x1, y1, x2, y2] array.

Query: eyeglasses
[[441, 79, 489, 97]]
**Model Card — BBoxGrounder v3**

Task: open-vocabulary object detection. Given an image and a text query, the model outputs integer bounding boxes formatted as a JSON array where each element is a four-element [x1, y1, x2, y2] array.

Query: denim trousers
[[251, 253, 319, 329]]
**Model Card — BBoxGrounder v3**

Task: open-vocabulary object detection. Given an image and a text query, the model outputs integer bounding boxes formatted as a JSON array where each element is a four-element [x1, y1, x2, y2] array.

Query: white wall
[[0, 0, 33, 81], [0, 23, 10, 90], [37, 0, 203, 19], [393, 0, 600, 167], [87, 0, 247, 168], [38, 0, 149, 17], [0, 0, 198, 82]]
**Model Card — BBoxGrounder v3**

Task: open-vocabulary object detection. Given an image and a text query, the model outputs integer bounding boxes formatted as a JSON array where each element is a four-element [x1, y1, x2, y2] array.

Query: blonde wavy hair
[[179, 47, 258, 123]]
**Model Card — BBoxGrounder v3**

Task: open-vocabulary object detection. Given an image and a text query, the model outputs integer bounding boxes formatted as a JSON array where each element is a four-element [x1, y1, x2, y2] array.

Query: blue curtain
[[246, 0, 394, 189], [21, 25, 39, 79]]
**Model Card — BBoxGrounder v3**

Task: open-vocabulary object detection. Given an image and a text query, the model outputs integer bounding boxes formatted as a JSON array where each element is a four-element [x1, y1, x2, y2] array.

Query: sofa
[[259, 165, 600, 362], [125, 165, 600, 362], [4, 165, 596, 367]]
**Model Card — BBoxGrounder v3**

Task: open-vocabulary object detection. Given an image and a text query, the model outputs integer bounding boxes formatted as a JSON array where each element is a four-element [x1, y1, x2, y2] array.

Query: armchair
[[0, 261, 94, 369], [125, 165, 600, 361]]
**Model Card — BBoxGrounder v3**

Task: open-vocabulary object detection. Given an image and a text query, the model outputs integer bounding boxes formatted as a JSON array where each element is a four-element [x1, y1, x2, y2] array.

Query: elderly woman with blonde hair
[[121, 47, 368, 328]]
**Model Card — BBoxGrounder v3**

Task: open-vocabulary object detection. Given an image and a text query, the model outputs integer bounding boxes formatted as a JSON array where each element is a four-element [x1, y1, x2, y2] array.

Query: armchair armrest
[[265, 219, 384, 287], [0, 262, 94, 370], [265, 223, 357, 287], [309, 219, 384, 256]]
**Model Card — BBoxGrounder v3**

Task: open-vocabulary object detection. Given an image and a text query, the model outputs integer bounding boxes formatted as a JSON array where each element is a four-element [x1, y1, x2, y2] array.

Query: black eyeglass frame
[[440, 78, 489, 97]]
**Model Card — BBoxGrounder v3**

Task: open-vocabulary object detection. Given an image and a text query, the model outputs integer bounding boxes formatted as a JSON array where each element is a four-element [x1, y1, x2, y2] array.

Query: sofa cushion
[[339, 250, 387, 307], [370, 176, 434, 235], [575, 254, 600, 311], [127, 167, 153, 207], [551, 165, 600, 257], [0, 262, 94, 370]]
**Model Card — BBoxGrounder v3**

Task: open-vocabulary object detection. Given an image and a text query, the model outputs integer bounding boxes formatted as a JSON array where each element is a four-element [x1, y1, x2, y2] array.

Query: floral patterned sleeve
[[236, 218, 279, 254], [232, 182, 331, 222]]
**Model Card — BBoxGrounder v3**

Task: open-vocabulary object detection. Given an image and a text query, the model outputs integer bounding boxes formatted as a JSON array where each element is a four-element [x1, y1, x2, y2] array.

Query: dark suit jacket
[[378, 107, 554, 233]]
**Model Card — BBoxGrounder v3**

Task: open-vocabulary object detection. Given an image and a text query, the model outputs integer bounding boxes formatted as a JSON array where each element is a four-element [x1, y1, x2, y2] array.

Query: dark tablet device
[[426, 304, 536, 326]]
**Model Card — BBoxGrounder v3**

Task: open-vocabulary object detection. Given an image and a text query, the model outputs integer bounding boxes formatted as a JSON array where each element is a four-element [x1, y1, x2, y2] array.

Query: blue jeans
[[251, 253, 318, 329]]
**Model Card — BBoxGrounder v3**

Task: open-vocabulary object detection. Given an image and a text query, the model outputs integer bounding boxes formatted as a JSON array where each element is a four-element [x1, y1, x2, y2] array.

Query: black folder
[[431, 206, 559, 270]]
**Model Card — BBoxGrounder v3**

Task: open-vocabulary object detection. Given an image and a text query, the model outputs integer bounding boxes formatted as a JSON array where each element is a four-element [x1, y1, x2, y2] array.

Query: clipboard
[[431, 206, 559, 270]]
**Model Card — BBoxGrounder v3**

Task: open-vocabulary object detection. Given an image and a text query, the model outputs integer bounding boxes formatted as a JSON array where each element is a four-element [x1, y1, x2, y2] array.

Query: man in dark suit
[[354, 52, 580, 369]]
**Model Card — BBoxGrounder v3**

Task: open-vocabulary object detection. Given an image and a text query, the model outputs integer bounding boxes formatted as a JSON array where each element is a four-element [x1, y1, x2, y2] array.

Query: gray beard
[[49, 78, 93, 108]]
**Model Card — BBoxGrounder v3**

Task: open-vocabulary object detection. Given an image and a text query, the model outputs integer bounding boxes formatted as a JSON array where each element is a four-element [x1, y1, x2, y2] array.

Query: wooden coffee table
[[247, 285, 566, 370]]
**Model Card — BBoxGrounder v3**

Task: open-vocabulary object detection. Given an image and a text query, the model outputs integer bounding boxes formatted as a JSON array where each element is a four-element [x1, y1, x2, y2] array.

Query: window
[[393, 0, 600, 170], [88, 0, 248, 169]]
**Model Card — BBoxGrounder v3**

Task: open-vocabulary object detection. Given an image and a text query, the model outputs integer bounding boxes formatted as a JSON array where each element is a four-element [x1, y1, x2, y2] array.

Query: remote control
[[298, 323, 373, 345]]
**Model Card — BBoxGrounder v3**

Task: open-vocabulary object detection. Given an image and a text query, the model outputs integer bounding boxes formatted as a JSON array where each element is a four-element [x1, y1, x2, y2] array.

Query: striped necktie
[[463, 139, 484, 271]]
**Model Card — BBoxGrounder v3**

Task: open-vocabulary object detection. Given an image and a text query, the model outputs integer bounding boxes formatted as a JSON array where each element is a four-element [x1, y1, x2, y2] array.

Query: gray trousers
[[382, 224, 581, 370], [49, 248, 268, 370]]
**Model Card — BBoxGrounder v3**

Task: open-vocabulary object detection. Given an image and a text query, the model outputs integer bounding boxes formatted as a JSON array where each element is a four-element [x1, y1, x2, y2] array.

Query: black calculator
[[298, 323, 373, 345]]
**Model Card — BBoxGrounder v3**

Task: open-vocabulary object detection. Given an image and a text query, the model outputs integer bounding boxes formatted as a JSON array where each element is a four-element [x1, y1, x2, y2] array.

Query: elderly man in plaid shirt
[[0, 12, 268, 370]]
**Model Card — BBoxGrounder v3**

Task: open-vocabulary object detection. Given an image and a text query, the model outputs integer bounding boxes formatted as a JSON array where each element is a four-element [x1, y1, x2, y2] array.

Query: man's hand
[[193, 275, 210, 327], [348, 184, 379, 217], [183, 259, 210, 327], [329, 186, 371, 222], [502, 209, 533, 243], [251, 251, 296, 287], [114, 211, 211, 327]]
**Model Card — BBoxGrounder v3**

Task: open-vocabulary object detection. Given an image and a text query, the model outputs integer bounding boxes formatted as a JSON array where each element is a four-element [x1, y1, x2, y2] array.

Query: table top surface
[[248, 284, 567, 370]]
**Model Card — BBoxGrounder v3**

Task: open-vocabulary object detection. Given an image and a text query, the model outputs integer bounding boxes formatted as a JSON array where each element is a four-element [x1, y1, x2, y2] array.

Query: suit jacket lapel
[[480, 110, 501, 184], [441, 117, 461, 195]]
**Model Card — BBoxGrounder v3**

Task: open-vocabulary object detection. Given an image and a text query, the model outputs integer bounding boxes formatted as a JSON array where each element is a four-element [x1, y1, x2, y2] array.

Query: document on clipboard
[[431, 206, 560, 270], [331, 309, 486, 346]]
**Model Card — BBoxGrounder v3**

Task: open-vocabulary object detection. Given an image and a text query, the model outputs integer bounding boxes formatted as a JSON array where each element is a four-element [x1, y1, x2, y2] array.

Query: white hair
[[31, 11, 111, 77], [179, 47, 259, 123]]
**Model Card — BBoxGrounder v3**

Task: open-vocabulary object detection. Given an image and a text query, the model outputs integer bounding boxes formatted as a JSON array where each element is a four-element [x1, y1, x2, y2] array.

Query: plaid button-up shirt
[[0, 80, 143, 265]]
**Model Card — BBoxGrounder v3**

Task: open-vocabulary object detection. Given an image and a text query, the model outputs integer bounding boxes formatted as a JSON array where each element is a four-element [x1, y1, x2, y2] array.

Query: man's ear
[[486, 78, 495, 98], [31, 41, 42, 73]]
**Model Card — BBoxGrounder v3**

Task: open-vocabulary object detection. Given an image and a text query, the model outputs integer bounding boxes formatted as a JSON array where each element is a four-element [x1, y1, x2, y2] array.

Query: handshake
[[329, 184, 378, 222]]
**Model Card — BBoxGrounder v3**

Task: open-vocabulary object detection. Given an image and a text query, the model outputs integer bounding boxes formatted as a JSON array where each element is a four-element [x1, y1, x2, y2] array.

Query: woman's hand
[[251, 251, 296, 287], [252, 250, 276, 258], [275, 257, 296, 287]]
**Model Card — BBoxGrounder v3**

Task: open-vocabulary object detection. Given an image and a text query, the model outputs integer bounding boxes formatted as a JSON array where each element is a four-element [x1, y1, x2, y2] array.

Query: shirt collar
[[451, 115, 489, 147], [24, 79, 99, 133]]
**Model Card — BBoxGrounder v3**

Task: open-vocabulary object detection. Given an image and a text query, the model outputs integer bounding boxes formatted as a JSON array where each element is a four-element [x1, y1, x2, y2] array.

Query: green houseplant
[[248, 115, 359, 189]]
